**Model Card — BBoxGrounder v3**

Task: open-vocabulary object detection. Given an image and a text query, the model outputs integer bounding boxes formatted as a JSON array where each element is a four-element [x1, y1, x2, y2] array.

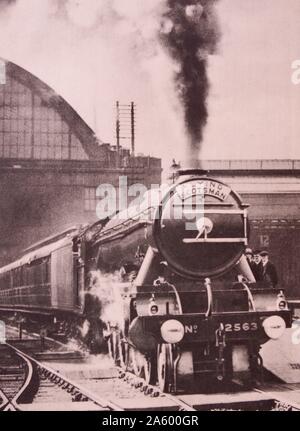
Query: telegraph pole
[[116, 101, 120, 168], [115, 101, 136, 164], [131, 101, 135, 156]]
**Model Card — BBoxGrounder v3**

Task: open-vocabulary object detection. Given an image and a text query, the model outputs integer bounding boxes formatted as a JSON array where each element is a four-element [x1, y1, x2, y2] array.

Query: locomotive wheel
[[130, 349, 156, 385], [109, 329, 127, 367], [140, 353, 156, 385], [108, 330, 118, 364], [117, 333, 128, 370], [143, 355, 156, 385], [132, 349, 147, 377], [174, 350, 194, 393], [157, 343, 174, 393]]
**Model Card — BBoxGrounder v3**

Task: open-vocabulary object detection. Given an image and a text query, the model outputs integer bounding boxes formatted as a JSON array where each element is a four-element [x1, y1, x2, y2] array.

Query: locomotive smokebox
[[177, 168, 208, 177], [173, 158, 208, 179], [153, 173, 249, 279]]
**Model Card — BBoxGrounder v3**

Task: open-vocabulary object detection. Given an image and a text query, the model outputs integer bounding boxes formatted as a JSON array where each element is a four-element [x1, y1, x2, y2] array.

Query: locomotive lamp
[[262, 315, 286, 340], [276, 291, 288, 311], [149, 295, 159, 315], [160, 319, 185, 344]]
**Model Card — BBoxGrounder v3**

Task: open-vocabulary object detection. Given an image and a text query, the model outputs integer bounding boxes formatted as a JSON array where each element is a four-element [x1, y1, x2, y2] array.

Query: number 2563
[[224, 322, 258, 332]]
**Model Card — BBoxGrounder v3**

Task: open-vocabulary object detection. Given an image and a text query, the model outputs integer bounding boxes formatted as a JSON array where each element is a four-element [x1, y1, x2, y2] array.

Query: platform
[[108, 397, 180, 411], [179, 391, 274, 411], [42, 359, 118, 380], [19, 402, 107, 411], [261, 328, 300, 383]]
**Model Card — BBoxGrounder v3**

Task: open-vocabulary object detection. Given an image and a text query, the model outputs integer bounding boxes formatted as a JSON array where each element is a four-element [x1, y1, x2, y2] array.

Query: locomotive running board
[[183, 238, 247, 243]]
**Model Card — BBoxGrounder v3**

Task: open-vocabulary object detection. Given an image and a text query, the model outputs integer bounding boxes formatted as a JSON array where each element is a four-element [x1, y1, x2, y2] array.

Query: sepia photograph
[[0, 0, 300, 417]]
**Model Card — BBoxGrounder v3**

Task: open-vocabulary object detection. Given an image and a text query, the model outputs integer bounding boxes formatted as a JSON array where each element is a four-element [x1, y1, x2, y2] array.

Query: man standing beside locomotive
[[245, 248, 261, 281], [251, 250, 263, 282], [260, 251, 278, 287]]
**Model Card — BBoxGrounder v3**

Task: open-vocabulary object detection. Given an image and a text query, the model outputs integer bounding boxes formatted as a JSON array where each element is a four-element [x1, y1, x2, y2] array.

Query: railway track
[[0, 343, 34, 411], [3, 338, 195, 411], [4, 342, 125, 411], [3, 331, 300, 411]]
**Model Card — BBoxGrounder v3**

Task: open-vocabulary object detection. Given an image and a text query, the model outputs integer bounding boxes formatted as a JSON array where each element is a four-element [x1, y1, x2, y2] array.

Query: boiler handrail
[[205, 277, 213, 317]]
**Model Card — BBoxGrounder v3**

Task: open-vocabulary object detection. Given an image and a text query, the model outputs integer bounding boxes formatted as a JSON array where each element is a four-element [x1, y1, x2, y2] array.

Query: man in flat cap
[[245, 248, 262, 282], [260, 251, 278, 287]]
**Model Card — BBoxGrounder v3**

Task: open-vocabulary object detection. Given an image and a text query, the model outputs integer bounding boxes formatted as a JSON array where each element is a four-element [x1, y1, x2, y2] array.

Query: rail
[[6, 343, 124, 411], [0, 344, 33, 411]]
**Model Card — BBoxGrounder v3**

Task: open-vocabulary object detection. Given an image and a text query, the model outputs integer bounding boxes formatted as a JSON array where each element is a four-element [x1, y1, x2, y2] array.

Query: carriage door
[[51, 244, 75, 310], [72, 238, 85, 312]]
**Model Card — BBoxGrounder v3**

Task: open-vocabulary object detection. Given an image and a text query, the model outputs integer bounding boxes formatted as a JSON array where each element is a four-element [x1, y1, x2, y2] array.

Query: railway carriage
[[0, 230, 79, 312], [0, 228, 88, 337]]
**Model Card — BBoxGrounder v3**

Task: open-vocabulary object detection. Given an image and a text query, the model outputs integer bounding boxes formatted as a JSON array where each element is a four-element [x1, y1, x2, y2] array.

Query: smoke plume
[[0, 0, 16, 5], [159, 0, 220, 166]]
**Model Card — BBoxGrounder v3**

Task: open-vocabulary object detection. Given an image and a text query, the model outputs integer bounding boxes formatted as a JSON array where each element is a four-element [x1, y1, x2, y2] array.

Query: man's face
[[261, 255, 268, 265], [254, 254, 261, 264]]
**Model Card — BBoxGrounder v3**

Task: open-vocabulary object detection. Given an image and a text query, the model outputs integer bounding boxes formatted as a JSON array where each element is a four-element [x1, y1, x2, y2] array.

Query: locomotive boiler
[[86, 170, 292, 392]]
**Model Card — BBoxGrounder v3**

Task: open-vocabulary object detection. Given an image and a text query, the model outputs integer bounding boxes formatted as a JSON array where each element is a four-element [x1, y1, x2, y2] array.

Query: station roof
[[0, 57, 105, 160]]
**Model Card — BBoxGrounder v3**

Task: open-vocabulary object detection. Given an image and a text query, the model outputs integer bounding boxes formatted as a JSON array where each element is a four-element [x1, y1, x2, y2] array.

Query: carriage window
[[26, 258, 51, 285], [26, 265, 34, 286], [13, 267, 22, 287], [46, 259, 51, 283], [20, 266, 24, 287]]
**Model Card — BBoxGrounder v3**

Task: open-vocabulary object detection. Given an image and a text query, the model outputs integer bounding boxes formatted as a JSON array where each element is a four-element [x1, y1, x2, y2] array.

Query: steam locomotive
[[0, 169, 292, 392]]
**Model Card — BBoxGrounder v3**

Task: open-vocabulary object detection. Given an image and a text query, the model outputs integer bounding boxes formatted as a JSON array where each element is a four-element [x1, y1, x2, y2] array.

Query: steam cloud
[[160, 0, 220, 166], [88, 270, 125, 331]]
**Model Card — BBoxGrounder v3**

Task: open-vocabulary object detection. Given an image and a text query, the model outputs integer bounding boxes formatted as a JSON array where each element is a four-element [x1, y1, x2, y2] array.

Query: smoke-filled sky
[[0, 0, 299, 168]]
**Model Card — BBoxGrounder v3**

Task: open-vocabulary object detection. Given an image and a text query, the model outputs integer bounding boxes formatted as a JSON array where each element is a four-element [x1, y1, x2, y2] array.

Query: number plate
[[223, 322, 258, 333]]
